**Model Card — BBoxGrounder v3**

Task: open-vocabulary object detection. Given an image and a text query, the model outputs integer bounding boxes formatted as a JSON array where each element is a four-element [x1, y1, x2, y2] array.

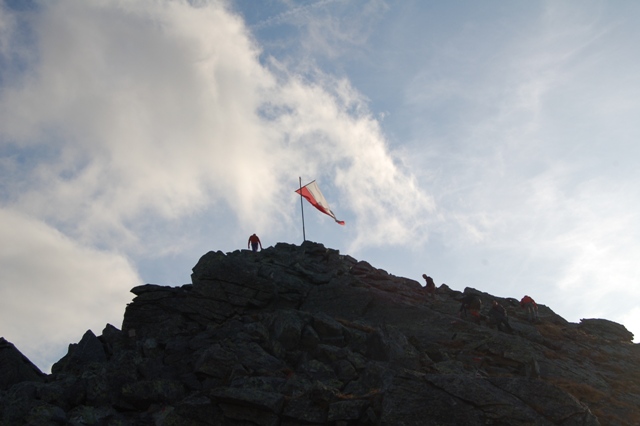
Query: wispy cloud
[[384, 1, 640, 333], [251, 0, 343, 31], [249, 0, 388, 61]]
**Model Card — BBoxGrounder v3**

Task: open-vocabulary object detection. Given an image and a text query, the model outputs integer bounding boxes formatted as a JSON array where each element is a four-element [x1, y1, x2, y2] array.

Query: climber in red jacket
[[520, 295, 539, 323], [247, 233, 262, 252]]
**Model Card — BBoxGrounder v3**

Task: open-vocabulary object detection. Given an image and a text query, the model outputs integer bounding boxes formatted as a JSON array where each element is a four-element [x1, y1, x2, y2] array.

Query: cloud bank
[[0, 0, 433, 370]]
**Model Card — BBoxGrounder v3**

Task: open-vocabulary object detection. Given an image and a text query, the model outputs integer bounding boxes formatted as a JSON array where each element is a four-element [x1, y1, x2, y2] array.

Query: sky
[[1, 0, 639, 372]]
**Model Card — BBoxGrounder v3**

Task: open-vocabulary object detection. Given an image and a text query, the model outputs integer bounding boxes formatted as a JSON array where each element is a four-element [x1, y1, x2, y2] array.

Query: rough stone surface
[[1, 241, 639, 425]]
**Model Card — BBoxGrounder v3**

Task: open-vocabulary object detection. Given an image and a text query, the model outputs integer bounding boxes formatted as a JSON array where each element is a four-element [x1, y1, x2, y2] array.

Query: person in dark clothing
[[422, 274, 436, 301], [459, 295, 482, 322], [488, 300, 514, 332]]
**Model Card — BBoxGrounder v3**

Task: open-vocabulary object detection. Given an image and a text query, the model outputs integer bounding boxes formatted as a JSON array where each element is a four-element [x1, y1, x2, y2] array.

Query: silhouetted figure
[[422, 274, 436, 301], [247, 233, 262, 252]]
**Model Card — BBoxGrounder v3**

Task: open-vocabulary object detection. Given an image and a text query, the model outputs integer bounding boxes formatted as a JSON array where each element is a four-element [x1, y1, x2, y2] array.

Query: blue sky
[[1, 0, 639, 372]]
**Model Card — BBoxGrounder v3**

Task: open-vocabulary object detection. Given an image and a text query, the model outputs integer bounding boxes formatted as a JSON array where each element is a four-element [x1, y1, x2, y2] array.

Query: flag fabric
[[295, 180, 345, 225]]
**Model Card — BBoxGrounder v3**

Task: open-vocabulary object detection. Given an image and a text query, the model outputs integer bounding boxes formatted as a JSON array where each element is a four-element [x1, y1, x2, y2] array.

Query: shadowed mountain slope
[[1, 241, 639, 425]]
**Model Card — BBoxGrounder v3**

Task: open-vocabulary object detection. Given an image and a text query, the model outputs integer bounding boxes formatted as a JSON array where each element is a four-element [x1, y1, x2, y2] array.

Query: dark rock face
[[1, 241, 639, 425], [0, 338, 45, 391]]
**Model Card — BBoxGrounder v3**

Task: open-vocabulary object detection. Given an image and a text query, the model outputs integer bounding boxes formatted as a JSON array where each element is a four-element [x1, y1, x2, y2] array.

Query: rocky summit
[[1, 241, 640, 426]]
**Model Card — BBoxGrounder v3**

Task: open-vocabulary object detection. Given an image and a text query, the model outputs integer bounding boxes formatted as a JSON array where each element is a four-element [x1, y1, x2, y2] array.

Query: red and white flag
[[295, 180, 345, 225]]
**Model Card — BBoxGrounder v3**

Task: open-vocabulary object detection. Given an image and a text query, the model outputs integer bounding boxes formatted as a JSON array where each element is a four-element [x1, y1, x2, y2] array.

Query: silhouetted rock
[[0, 338, 45, 391], [1, 241, 639, 425], [578, 318, 634, 342]]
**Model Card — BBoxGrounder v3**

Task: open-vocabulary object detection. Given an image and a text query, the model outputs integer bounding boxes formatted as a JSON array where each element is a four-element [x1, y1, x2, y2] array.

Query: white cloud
[[0, 0, 436, 368], [0, 209, 139, 372], [0, 0, 433, 248]]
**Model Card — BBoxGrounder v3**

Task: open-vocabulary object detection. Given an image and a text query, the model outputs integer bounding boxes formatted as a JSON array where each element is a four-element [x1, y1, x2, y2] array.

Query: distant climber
[[520, 295, 539, 323], [459, 294, 482, 322], [247, 233, 262, 252], [422, 274, 436, 301], [488, 300, 514, 333]]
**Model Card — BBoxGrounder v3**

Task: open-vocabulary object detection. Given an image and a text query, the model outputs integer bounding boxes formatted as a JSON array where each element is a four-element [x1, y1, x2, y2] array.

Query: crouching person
[[488, 300, 514, 333], [459, 295, 483, 323]]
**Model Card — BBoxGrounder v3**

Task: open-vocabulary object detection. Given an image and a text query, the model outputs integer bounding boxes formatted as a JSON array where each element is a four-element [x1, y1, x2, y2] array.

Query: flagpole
[[299, 177, 306, 242]]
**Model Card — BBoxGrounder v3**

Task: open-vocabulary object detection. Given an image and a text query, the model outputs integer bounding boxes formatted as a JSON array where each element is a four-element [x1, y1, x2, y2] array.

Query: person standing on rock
[[247, 233, 262, 252], [488, 300, 514, 333], [422, 274, 436, 301], [520, 295, 539, 323]]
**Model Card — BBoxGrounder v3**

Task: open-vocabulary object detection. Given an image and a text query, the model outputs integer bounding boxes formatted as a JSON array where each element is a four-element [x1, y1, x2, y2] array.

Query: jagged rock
[[578, 318, 634, 342], [0, 241, 639, 425], [0, 337, 45, 390], [51, 330, 107, 374]]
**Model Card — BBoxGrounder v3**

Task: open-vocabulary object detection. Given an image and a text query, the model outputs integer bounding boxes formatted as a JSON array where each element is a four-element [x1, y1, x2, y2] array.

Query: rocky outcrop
[[1, 241, 639, 425], [0, 338, 45, 391]]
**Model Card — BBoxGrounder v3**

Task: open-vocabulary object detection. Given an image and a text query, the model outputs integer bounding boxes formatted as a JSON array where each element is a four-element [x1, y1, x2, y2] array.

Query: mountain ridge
[[1, 240, 639, 425]]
